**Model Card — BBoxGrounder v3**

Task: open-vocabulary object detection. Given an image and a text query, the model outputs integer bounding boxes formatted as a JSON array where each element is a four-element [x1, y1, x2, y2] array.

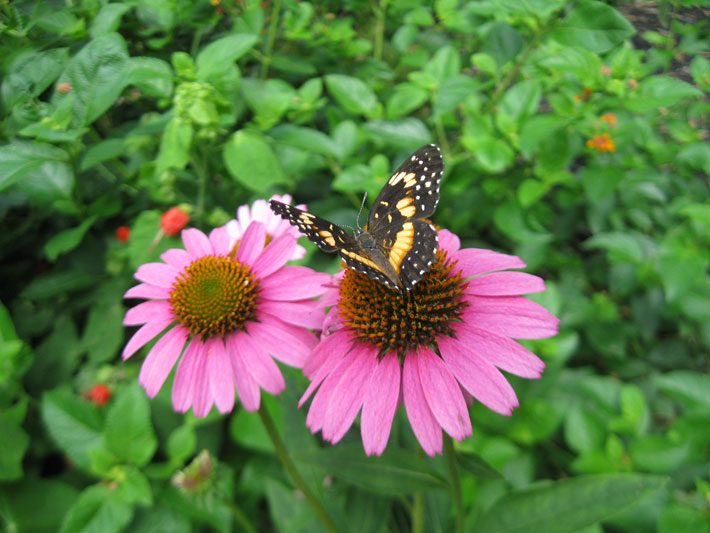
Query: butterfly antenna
[[356, 192, 368, 230]]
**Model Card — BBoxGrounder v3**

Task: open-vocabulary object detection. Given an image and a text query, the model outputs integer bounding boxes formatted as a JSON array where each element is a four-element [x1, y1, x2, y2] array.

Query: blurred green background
[[1, 0, 708, 531]]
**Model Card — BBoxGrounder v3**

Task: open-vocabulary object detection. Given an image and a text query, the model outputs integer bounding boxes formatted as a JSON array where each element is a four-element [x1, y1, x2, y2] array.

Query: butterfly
[[269, 144, 444, 291]]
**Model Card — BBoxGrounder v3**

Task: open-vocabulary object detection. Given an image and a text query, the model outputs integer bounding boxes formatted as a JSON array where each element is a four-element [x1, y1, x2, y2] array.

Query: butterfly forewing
[[268, 201, 355, 253]]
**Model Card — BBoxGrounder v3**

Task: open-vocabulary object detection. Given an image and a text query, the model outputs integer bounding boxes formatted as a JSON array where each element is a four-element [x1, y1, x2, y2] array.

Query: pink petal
[[416, 348, 472, 440], [124, 283, 170, 300], [466, 272, 545, 296], [403, 354, 443, 456], [260, 301, 325, 330], [438, 230, 460, 254], [160, 249, 191, 271], [123, 300, 172, 326], [172, 339, 201, 412], [122, 317, 173, 360], [303, 329, 352, 378], [209, 226, 231, 255], [464, 296, 559, 339], [139, 326, 188, 397], [236, 204, 252, 230], [299, 334, 351, 406], [204, 338, 236, 414], [454, 324, 544, 378], [228, 336, 261, 412], [453, 249, 526, 278], [361, 353, 401, 456], [190, 343, 212, 417], [247, 319, 315, 368], [305, 355, 354, 433], [231, 331, 284, 395], [438, 336, 519, 415], [260, 267, 329, 301], [251, 199, 269, 225], [236, 222, 266, 266], [135, 262, 179, 288], [181, 228, 213, 259], [322, 345, 377, 443], [250, 233, 297, 278]]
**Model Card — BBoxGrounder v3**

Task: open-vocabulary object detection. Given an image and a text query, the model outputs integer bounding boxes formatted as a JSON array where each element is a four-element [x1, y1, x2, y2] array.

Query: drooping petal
[[233, 331, 285, 395], [305, 354, 354, 433], [205, 338, 235, 414], [236, 204, 252, 231], [139, 326, 188, 397], [124, 283, 170, 300], [463, 296, 559, 339], [453, 323, 544, 378], [160, 249, 191, 271], [453, 249, 526, 278], [122, 317, 173, 360], [228, 336, 261, 412], [123, 300, 172, 326], [438, 336, 519, 415], [248, 319, 316, 368], [260, 266, 329, 300], [438, 229, 460, 254], [135, 262, 179, 288], [416, 347, 472, 440], [181, 228, 213, 259], [302, 329, 352, 378], [403, 354, 443, 456], [190, 342, 213, 418], [236, 222, 266, 266], [251, 233, 297, 278], [465, 272, 546, 296], [209, 226, 231, 255], [361, 353, 401, 456], [172, 339, 201, 412], [322, 345, 377, 443], [260, 301, 325, 330]]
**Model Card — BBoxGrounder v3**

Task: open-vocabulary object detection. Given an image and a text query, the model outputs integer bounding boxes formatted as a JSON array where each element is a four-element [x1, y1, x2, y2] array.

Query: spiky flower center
[[338, 250, 467, 358], [170, 255, 258, 338]]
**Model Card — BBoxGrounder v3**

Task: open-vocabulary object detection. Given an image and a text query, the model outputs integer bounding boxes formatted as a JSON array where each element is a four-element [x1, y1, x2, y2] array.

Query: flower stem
[[260, 0, 282, 79], [444, 435, 464, 533], [225, 499, 258, 533], [258, 406, 338, 533], [192, 146, 208, 220], [372, 0, 388, 61], [412, 492, 425, 533]]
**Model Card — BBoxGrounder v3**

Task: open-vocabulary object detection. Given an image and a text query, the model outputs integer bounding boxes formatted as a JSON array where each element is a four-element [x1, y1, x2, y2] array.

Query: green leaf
[[386, 83, 429, 119], [2, 478, 79, 533], [626, 76, 702, 112], [90, 4, 131, 37], [223, 130, 289, 193], [364, 119, 432, 149], [457, 451, 503, 480], [1, 48, 69, 108], [325, 74, 379, 117], [81, 281, 125, 365], [41, 388, 104, 471], [116, 467, 153, 506], [552, 0, 635, 53], [293, 444, 448, 496], [196, 33, 258, 80], [80, 139, 125, 171], [126, 57, 174, 98], [104, 384, 158, 467], [583, 232, 647, 264], [630, 436, 692, 474], [654, 371, 710, 410], [482, 22, 523, 67], [156, 118, 193, 174], [44, 216, 97, 262], [474, 474, 667, 533], [167, 425, 197, 464], [463, 135, 514, 174], [424, 46, 461, 83], [242, 78, 295, 130], [519, 115, 568, 158], [564, 404, 606, 454], [53, 33, 130, 125], [270, 125, 337, 158], [0, 418, 29, 480], [497, 80, 542, 135], [60, 485, 133, 533]]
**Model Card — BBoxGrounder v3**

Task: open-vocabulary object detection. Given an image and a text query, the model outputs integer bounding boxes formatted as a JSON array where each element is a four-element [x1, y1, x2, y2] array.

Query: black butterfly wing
[[268, 200, 354, 253], [366, 144, 444, 290]]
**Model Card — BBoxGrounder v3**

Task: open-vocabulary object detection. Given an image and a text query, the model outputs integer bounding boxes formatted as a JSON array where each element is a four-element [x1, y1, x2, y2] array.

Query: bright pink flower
[[299, 229, 558, 456], [225, 195, 307, 260], [122, 220, 329, 417]]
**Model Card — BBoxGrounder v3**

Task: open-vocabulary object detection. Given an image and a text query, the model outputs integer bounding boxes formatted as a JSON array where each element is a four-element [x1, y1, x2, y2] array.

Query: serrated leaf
[[104, 384, 157, 466], [44, 216, 97, 262], [60, 485, 133, 533], [325, 74, 379, 117], [196, 33, 258, 80], [223, 130, 289, 192], [552, 0, 635, 53]]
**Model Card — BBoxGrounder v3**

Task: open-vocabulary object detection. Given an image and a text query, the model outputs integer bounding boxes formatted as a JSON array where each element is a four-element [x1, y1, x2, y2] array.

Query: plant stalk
[[444, 435, 464, 533], [260, 0, 282, 79]]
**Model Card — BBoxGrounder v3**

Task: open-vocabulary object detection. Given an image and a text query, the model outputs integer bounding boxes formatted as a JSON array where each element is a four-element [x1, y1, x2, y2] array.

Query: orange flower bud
[[86, 384, 112, 406], [115, 226, 131, 242], [161, 207, 190, 236]]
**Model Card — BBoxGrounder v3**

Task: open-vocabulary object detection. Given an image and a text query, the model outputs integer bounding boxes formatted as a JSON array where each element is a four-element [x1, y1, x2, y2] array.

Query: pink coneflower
[[299, 229, 558, 456], [226, 194, 307, 260], [122, 220, 329, 416]]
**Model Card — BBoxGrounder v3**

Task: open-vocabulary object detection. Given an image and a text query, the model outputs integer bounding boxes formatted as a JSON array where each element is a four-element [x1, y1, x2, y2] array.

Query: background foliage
[[1, 0, 708, 531]]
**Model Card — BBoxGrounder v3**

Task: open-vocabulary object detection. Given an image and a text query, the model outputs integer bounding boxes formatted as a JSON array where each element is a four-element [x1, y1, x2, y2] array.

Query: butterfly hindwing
[[268, 200, 354, 253], [397, 220, 439, 291]]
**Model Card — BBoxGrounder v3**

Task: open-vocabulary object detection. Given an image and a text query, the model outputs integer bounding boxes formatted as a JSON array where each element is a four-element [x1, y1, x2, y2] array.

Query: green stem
[[412, 492, 425, 533], [433, 115, 451, 156], [258, 406, 338, 533], [444, 435, 464, 533], [225, 500, 258, 533], [192, 146, 208, 220], [373, 0, 387, 61], [260, 0, 282, 79]]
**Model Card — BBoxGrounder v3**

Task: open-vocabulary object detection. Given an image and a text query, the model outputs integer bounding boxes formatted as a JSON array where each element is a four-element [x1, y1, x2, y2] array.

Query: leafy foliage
[[1, 0, 708, 531]]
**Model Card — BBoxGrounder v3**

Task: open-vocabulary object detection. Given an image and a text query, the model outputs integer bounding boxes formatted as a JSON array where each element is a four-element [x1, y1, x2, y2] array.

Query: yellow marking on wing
[[387, 214, 392, 223], [341, 250, 384, 273], [396, 197, 416, 218], [388, 172, 405, 186], [299, 212, 316, 222], [318, 230, 336, 247], [388, 222, 415, 273], [403, 173, 417, 188]]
